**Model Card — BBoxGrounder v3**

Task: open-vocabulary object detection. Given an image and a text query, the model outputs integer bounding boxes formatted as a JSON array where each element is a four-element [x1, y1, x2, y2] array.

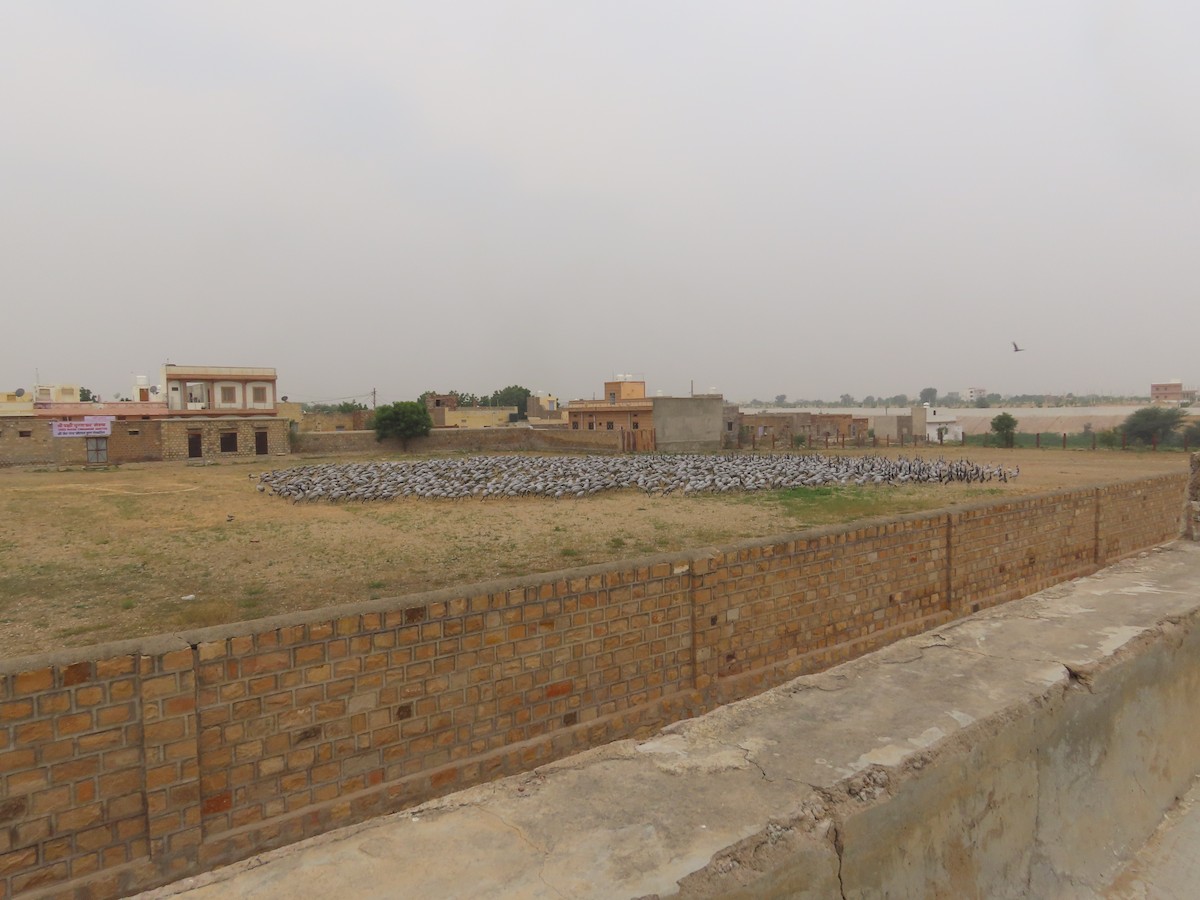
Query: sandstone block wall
[[291, 428, 622, 457], [0, 473, 1188, 899], [160, 420, 289, 462]]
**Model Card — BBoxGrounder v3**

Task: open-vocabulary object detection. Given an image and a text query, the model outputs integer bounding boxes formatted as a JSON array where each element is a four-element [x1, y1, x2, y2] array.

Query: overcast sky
[[3, 2, 1198, 405]]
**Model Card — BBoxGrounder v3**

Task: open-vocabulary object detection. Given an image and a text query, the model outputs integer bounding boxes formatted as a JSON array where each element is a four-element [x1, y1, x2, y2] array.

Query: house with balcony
[[1, 365, 290, 466], [163, 365, 278, 415]]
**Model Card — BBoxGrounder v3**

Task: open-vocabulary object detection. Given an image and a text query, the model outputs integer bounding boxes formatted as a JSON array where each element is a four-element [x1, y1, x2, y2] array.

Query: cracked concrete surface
[[136, 543, 1200, 900]]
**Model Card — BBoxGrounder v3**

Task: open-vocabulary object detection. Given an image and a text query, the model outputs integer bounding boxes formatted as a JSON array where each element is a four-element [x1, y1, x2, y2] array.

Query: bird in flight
[[1012, 342, 1026, 352]]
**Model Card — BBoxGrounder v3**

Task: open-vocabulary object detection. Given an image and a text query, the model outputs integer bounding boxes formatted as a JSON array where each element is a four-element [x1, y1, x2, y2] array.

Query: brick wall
[[1, 419, 285, 467], [104, 423, 163, 464], [0, 420, 75, 467], [0, 473, 1188, 898], [0, 420, 163, 467]]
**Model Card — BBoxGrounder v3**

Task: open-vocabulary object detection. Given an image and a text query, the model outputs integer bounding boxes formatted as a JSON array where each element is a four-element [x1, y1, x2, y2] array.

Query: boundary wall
[[291, 428, 621, 457], [0, 473, 1188, 898]]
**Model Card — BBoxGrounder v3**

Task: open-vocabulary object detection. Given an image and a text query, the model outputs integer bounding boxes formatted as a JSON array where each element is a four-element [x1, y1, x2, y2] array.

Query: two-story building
[[0, 365, 290, 466], [566, 379, 725, 452], [1150, 381, 1196, 405], [567, 380, 655, 434]]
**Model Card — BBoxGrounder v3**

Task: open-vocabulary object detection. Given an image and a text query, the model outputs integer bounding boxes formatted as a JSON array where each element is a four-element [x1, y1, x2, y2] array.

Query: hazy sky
[[3, 2, 1198, 405]]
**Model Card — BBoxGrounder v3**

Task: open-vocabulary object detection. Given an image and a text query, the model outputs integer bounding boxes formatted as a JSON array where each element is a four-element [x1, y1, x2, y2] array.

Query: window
[[571, 421, 579, 430], [18, 430, 31, 438], [127, 429, 140, 436], [632, 422, 639, 430], [220, 431, 238, 452], [606, 422, 614, 430], [252, 386, 267, 404], [588, 422, 594, 430], [727, 421, 734, 431], [221, 386, 236, 403]]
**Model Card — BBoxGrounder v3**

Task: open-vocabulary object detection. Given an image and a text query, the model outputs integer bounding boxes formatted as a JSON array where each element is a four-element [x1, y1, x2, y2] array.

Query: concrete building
[[967, 386, 988, 404], [424, 393, 519, 429], [1151, 380, 1196, 405], [526, 393, 564, 425], [924, 408, 964, 443], [567, 379, 654, 434], [1, 365, 289, 466], [653, 395, 724, 452], [871, 407, 925, 443], [436, 406, 518, 428], [163, 365, 279, 416], [566, 380, 725, 451]]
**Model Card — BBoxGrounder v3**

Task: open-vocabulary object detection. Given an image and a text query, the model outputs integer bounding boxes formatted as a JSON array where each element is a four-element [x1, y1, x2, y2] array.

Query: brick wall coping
[[1, 471, 1185, 677]]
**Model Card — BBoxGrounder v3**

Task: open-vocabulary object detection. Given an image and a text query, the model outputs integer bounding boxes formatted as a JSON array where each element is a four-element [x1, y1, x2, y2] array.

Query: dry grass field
[[0, 448, 1189, 660]]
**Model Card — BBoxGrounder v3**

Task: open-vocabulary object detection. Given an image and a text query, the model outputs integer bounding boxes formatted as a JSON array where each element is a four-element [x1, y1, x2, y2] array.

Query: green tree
[[991, 412, 1018, 448], [79, 387, 96, 402], [303, 400, 368, 414], [774, 394, 788, 406], [489, 385, 532, 419], [974, 396, 991, 408], [373, 401, 432, 449], [839, 393, 855, 406], [919, 387, 938, 405], [1121, 406, 1187, 446]]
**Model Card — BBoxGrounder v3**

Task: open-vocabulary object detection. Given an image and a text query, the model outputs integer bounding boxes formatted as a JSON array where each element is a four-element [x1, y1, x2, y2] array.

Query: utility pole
[[372, 388, 377, 409]]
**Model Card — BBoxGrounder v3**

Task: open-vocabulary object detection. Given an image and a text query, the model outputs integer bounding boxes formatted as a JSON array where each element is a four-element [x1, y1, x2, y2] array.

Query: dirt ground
[[0, 448, 1189, 660]]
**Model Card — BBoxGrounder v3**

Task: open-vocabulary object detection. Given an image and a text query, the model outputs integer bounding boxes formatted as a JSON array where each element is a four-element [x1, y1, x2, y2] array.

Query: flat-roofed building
[[567, 380, 654, 434], [163, 365, 278, 416], [1150, 381, 1196, 405]]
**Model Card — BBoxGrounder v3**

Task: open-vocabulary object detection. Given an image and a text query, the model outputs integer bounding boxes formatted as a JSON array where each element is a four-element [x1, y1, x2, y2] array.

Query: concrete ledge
[[139, 542, 1200, 899]]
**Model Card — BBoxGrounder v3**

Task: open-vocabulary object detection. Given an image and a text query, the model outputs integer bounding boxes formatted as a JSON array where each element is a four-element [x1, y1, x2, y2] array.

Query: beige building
[[1, 364, 289, 467], [567, 380, 654, 434], [424, 393, 517, 428], [163, 365, 278, 416]]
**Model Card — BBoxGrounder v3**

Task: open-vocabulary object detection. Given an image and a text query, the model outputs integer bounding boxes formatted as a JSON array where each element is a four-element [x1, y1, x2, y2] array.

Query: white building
[[924, 408, 964, 443]]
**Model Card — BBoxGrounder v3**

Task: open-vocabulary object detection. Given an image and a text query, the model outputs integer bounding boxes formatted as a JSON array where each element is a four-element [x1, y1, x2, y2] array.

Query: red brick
[[201, 791, 232, 815]]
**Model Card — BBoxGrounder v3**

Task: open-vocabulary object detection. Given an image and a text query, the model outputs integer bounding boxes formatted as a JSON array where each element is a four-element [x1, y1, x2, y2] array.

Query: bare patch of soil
[[0, 448, 1187, 660]]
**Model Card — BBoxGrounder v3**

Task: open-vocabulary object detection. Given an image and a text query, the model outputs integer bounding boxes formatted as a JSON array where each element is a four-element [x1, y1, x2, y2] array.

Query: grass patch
[[753, 484, 955, 526]]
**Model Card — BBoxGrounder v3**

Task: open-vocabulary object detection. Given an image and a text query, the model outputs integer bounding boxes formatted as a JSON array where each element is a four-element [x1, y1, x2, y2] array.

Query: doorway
[[85, 437, 108, 464], [188, 432, 202, 459], [255, 431, 269, 455]]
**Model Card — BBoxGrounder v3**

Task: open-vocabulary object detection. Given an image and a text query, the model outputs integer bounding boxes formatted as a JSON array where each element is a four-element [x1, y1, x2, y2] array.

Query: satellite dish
[[15, 388, 25, 397], [281, 395, 288, 402], [149, 385, 159, 395]]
